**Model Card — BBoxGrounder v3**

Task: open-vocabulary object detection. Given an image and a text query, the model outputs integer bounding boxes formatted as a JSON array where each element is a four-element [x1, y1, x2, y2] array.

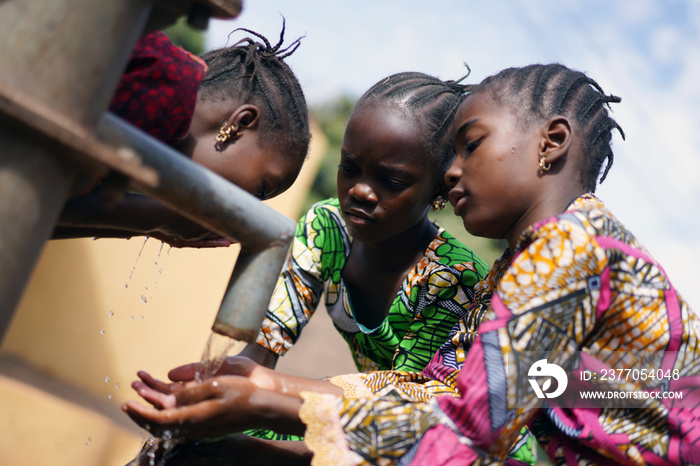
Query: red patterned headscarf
[[109, 32, 207, 145]]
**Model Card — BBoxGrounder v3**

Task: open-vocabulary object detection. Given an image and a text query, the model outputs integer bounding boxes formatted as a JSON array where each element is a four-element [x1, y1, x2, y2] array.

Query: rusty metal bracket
[[0, 84, 158, 191]]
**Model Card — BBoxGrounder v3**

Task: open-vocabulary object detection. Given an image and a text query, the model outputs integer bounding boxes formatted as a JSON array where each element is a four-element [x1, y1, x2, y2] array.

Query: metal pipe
[[98, 113, 296, 341], [0, 0, 153, 340], [0, 127, 77, 341]]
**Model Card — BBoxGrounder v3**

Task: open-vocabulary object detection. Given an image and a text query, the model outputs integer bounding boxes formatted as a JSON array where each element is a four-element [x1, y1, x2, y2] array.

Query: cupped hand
[[123, 374, 260, 441], [168, 356, 276, 391]]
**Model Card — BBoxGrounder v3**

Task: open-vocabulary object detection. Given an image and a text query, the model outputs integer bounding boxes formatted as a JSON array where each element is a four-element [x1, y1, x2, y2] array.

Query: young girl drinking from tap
[[54, 23, 311, 247], [125, 63, 699, 465]]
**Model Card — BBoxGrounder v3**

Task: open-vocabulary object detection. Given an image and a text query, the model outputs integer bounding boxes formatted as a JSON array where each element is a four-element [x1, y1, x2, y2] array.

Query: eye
[[383, 177, 409, 191], [465, 138, 482, 153], [256, 184, 268, 200], [337, 163, 359, 175]]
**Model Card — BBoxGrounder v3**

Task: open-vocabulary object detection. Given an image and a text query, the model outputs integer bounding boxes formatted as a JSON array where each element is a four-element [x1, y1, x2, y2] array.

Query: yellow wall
[[0, 123, 326, 465]]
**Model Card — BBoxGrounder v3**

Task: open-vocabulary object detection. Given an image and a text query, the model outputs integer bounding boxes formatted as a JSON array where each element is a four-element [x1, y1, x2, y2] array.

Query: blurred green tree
[[162, 17, 205, 55]]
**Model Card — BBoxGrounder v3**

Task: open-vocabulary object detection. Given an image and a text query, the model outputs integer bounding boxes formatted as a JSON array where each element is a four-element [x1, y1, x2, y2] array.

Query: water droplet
[[141, 315, 145, 319], [106, 394, 112, 400], [85, 437, 92, 446], [99, 329, 105, 335], [105, 376, 111, 383], [140, 295, 148, 304], [130, 316, 135, 321], [92, 237, 97, 241], [212, 381, 218, 387], [108, 310, 114, 317], [115, 382, 120, 390]]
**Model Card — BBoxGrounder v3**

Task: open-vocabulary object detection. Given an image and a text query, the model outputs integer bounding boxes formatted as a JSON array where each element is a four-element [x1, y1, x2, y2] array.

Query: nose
[[444, 162, 462, 189], [348, 181, 377, 204]]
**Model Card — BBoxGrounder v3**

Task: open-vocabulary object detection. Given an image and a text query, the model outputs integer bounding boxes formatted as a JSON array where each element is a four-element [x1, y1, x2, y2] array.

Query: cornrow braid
[[474, 63, 624, 191], [357, 71, 472, 180], [198, 19, 310, 161]]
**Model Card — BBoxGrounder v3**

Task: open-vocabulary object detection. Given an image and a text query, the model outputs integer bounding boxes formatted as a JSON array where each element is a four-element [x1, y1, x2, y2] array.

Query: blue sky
[[207, 0, 700, 309]]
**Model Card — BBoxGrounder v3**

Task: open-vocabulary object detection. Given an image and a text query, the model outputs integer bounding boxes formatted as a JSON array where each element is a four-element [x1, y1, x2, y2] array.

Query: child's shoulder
[[526, 194, 648, 258], [296, 198, 347, 235], [430, 226, 489, 275], [303, 198, 343, 220]]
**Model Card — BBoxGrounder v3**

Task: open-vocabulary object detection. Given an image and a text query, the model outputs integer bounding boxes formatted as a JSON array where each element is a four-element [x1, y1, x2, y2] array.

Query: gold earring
[[215, 124, 238, 144], [433, 198, 447, 211], [539, 156, 551, 172]]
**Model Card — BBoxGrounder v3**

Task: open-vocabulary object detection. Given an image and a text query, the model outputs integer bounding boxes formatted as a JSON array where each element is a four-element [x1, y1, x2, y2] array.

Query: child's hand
[[148, 230, 232, 249], [123, 374, 261, 440], [168, 356, 277, 391]]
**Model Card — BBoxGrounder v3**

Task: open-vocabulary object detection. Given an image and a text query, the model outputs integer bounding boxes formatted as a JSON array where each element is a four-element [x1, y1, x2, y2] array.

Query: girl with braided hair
[[55, 23, 310, 247], [125, 63, 698, 465], [123, 70, 536, 465]]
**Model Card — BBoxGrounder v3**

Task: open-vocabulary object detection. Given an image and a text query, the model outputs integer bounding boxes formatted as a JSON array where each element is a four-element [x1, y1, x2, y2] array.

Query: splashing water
[[135, 334, 238, 464], [138, 429, 182, 466], [195, 332, 239, 383], [150, 242, 171, 297], [124, 237, 149, 289]]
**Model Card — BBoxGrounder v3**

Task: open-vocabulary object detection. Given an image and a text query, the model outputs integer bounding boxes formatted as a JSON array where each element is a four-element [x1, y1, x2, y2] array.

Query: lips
[[448, 189, 468, 217], [344, 208, 375, 226]]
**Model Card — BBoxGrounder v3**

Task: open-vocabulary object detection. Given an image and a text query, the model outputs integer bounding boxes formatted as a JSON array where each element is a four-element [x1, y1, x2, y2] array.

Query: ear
[[223, 104, 261, 133], [539, 116, 572, 165]]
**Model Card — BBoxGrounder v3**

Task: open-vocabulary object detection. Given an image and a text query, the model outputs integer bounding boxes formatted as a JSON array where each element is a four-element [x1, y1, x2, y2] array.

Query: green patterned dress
[[255, 198, 488, 374]]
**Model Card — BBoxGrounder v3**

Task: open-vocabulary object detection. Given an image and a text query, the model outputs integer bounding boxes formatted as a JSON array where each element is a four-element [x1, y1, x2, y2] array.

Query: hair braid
[[198, 18, 310, 161], [356, 71, 471, 180], [472, 63, 624, 191]]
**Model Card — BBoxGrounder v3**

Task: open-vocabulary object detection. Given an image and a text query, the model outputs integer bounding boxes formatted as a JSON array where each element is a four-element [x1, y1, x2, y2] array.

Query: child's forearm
[[275, 373, 344, 398], [58, 192, 170, 235], [250, 389, 307, 436]]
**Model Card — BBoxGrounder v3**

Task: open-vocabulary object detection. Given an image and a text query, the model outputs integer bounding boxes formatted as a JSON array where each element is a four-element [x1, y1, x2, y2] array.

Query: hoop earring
[[539, 156, 551, 172]]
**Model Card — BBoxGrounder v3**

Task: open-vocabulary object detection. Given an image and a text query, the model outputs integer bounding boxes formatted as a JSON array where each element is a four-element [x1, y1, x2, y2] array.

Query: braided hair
[[356, 71, 472, 181], [198, 20, 310, 161], [472, 63, 624, 192]]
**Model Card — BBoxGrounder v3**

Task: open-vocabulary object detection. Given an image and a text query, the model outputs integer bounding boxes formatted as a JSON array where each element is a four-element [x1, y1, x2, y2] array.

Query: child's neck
[[357, 217, 437, 273]]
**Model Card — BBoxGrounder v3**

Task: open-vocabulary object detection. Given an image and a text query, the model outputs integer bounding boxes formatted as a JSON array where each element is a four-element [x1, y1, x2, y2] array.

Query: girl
[[124, 71, 535, 464], [126, 63, 699, 465], [238, 71, 489, 376], [54, 24, 310, 247]]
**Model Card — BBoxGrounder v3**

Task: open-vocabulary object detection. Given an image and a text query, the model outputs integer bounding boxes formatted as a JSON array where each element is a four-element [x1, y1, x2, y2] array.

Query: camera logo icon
[[528, 359, 568, 399]]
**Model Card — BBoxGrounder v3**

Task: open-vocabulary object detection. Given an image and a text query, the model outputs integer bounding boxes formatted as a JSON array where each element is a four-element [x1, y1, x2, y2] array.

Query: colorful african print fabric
[[299, 194, 699, 465], [255, 198, 488, 374], [109, 31, 206, 145]]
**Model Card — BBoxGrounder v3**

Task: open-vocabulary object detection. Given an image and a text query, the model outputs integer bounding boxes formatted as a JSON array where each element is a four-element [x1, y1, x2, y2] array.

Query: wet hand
[[168, 356, 276, 391], [123, 375, 260, 441]]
